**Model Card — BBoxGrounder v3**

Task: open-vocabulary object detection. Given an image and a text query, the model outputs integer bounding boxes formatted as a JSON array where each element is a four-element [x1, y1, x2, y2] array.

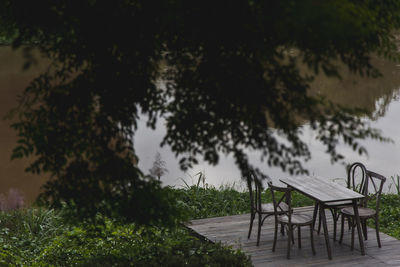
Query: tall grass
[[0, 208, 65, 265], [389, 175, 400, 194], [174, 184, 249, 220]]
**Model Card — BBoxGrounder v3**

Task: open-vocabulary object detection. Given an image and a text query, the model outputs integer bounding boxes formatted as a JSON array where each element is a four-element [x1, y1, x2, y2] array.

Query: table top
[[280, 176, 364, 203]]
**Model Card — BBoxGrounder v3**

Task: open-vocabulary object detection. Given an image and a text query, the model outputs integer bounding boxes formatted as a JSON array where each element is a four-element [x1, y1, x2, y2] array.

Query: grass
[[389, 175, 400, 194], [173, 185, 249, 219], [0, 208, 65, 265], [370, 194, 400, 239]]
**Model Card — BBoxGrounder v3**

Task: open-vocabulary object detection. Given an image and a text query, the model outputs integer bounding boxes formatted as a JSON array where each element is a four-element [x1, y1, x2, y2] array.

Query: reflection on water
[[310, 55, 400, 118], [1, 46, 400, 203]]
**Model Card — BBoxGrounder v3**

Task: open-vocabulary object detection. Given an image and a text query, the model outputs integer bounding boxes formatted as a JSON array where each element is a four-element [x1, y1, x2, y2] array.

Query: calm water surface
[[1, 47, 399, 204], [135, 56, 400, 191]]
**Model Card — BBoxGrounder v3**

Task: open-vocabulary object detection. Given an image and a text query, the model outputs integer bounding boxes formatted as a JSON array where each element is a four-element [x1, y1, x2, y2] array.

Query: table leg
[[319, 203, 332, 260], [352, 199, 365, 255], [312, 202, 319, 231]]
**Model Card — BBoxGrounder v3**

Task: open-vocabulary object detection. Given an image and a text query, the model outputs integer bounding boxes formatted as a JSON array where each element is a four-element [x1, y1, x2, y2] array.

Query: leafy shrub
[[35, 223, 251, 266], [0, 208, 65, 265], [0, 207, 251, 266], [173, 185, 249, 219], [368, 194, 400, 239]]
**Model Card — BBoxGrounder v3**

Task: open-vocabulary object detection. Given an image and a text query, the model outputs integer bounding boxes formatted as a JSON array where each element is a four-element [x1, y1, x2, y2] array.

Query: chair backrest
[[347, 162, 368, 193], [267, 179, 292, 223], [347, 162, 368, 206], [247, 170, 263, 213], [364, 170, 386, 212]]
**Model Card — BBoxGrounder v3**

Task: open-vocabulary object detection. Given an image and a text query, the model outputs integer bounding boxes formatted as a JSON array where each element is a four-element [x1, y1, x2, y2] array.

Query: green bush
[[369, 194, 400, 239], [173, 185, 249, 219], [0, 208, 65, 266], [36, 223, 251, 266], [0, 208, 251, 266]]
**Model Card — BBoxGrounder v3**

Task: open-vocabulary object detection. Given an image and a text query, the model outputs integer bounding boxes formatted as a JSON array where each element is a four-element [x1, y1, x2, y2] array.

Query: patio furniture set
[[247, 162, 386, 260]]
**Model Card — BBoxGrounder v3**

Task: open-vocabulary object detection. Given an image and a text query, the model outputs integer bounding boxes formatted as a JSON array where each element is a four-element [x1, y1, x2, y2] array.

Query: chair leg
[[376, 217, 381, 248], [362, 219, 368, 240], [248, 212, 255, 239], [348, 216, 352, 230], [310, 224, 316, 255], [281, 223, 285, 236], [257, 213, 262, 246], [287, 225, 292, 259], [291, 226, 295, 244], [298, 226, 301, 248], [351, 221, 355, 251], [272, 220, 278, 252], [339, 214, 345, 244]]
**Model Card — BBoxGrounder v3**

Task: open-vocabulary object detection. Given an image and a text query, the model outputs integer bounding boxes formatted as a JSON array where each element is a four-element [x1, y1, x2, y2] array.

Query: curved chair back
[[247, 171, 263, 214], [365, 170, 386, 212], [246, 171, 285, 245], [347, 162, 368, 192], [268, 180, 292, 224], [347, 162, 368, 206]]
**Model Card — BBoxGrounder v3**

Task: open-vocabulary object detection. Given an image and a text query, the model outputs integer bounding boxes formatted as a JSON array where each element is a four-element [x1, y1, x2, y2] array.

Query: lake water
[[0, 47, 399, 204], [135, 56, 400, 191]]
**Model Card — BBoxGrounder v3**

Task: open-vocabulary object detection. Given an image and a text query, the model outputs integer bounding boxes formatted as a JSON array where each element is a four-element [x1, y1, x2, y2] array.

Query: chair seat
[[341, 207, 376, 218], [260, 202, 289, 214], [278, 213, 313, 225]]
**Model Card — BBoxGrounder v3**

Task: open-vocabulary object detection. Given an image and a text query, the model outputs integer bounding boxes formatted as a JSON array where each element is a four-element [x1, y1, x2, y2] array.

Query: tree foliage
[[1, 0, 400, 222]]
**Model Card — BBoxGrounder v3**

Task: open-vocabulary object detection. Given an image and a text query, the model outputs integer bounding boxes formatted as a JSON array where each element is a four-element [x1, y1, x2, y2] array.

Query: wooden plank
[[188, 206, 400, 267]]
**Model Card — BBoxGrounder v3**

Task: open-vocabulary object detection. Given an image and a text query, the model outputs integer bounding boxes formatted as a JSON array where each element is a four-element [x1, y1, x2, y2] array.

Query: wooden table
[[280, 176, 365, 260]]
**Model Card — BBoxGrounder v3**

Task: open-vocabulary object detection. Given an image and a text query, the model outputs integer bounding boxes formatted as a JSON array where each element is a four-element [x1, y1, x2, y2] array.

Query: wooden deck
[[187, 206, 400, 266]]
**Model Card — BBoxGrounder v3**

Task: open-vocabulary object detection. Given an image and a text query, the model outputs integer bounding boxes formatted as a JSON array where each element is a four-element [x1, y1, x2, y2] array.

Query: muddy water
[[0, 47, 49, 204], [310, 56, 400, 117]]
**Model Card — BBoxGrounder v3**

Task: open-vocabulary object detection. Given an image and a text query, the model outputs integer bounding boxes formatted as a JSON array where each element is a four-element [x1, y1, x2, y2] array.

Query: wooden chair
[[247, 172, 288, 246], [317, 162, 368, 240], [269, 180, 316, 259], [339, 170, 386, 249]]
